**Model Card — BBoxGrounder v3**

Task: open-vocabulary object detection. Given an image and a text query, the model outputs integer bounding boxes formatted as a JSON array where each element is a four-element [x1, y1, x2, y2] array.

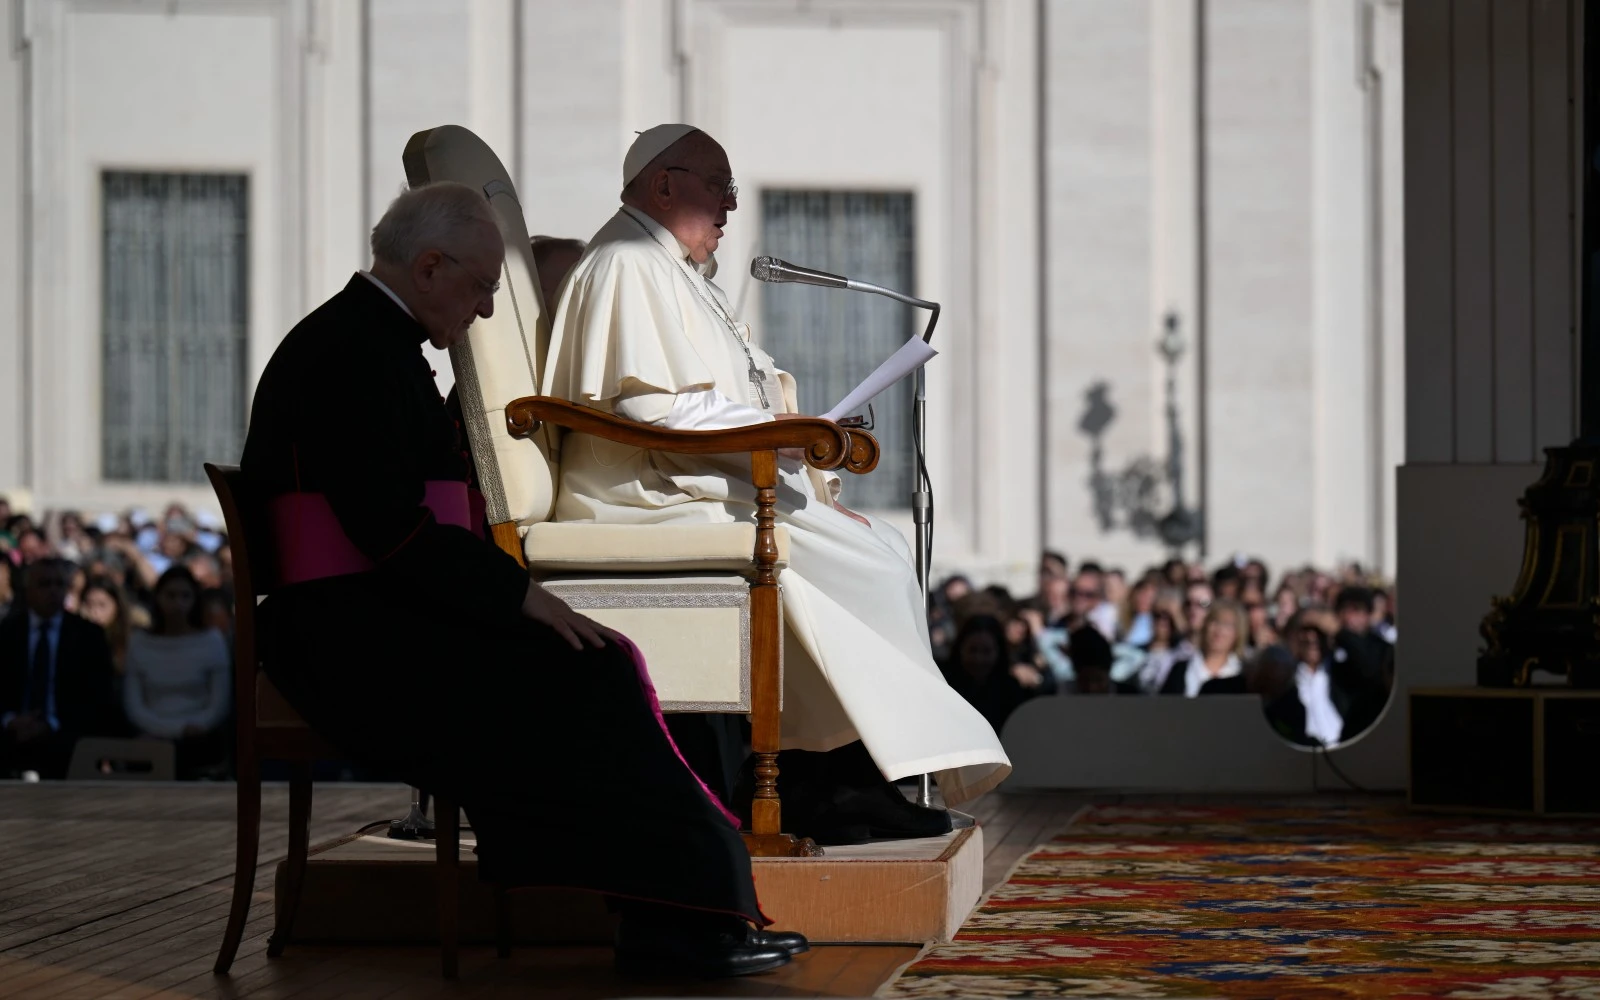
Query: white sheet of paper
[[821, 337, 938, 422]]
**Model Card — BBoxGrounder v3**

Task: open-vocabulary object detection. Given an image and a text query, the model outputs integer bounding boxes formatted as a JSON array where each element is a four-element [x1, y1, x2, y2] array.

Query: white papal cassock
[[543, 205, 1010, 807]]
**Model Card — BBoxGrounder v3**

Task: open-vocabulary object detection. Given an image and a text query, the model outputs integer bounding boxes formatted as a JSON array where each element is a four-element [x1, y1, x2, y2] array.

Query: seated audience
[[1064, 626, 1139, 695], [1240, 582, 1276, 652], [1156, 599, 1246, 696], [199, 588, 235, 640], [1240, 558, 1270, 593], [123, 566, 232, 778], [1069, 563, 1119, 640], [0, 558, 117, 778], [0, 558, 13, 620], [940, 614, 1041, 732], [1272, 582, 1301, 632], [1333, 585, 1393, 691], [64, 563, 87, 615], [79, 577, 132, 675], [1182, 579, 1214, 637], [1119, 572, 1161, 648], [1030, 551, 1071, 628], [1103, 568, 1128, 623], [1136, 597, 1195, 694], [1212, 563, 1243, 602], [1003, 612, 1056, 696], [927, 573, 971, 663]]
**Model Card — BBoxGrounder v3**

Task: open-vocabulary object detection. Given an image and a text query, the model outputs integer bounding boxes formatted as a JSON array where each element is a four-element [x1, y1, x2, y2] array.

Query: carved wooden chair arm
[[504, 396, 879, 475]]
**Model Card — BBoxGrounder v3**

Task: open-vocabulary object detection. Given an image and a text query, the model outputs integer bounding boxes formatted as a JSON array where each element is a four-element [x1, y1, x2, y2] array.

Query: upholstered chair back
[[402, 125, 558, 530]]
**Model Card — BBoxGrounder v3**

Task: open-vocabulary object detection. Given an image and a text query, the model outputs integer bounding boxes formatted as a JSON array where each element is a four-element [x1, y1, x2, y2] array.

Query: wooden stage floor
[[0, 782, 1091, 999]]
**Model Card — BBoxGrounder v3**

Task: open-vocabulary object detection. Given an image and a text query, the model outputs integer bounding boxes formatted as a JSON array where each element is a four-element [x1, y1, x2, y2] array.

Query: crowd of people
[[0, 496, 236, 780], [929, 551, 1397, 748], [1, 485, 1398, 781]]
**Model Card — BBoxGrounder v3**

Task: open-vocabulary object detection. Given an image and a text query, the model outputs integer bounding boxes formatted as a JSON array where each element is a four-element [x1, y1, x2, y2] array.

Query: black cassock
[[241, 275, 764, 924]]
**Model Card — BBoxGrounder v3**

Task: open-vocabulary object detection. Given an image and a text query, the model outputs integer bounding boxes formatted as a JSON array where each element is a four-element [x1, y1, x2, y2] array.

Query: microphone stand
[[838, 280, 942, 810], [836, 278, 938, 596]]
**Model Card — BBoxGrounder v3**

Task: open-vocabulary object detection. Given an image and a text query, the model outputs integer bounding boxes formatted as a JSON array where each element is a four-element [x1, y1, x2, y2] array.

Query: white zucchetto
[[622, 124, 701, 187]]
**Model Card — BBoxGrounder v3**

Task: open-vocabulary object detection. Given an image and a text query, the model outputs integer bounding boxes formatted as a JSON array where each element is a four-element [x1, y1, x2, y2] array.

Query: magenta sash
[[269, 480, 473, 586]]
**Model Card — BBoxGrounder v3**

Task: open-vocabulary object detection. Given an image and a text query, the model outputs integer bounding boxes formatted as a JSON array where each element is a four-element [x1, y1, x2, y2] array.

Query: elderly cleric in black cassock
[[239, 181, 796, 975]]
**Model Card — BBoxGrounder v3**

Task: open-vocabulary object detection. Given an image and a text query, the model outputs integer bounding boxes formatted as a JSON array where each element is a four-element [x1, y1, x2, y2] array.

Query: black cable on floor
[[1313, 745, 1369, 794]]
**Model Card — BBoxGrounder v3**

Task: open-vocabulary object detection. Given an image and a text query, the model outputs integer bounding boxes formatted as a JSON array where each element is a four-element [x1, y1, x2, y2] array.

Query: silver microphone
[[749, 254, 941, 341], [750, 255, 849, 289]]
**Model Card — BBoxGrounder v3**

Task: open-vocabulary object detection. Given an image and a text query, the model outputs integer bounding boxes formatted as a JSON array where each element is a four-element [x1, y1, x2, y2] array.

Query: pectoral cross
[[748, 359, 771, 409]]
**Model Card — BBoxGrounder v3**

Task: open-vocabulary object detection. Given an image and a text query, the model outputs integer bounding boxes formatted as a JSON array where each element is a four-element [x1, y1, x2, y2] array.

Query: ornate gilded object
[[1478, 445, 1600, 688]]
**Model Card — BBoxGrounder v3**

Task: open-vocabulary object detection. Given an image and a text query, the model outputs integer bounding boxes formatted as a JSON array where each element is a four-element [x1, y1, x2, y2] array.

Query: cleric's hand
[[522, 581, 616, 651]]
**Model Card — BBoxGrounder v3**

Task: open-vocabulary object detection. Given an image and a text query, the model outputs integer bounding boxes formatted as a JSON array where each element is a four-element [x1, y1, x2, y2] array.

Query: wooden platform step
[[278, 824, 983, 945]]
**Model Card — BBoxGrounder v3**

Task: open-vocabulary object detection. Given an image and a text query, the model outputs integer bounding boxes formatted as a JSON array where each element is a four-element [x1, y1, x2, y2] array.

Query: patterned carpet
[[883, 801, 1600, 999]]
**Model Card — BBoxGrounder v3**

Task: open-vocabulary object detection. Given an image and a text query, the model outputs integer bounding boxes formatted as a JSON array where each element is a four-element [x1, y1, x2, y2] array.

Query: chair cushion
[[523, 522, 790, 572]]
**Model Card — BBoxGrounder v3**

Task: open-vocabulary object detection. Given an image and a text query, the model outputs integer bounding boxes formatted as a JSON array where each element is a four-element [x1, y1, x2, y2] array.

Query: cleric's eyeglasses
[[441, 252, 501, 295], [666, 167, 738, 203]]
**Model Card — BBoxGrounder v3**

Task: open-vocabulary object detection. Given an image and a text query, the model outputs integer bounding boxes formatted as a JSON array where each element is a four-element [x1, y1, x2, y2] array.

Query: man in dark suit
[[1, 557, 117, 779], [1263, 609, 1389, 748], [1333, 586, 1393, 697]]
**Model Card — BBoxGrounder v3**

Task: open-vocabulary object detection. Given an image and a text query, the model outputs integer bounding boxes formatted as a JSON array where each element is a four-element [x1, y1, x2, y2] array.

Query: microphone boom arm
[[843, 279, 939, 343]]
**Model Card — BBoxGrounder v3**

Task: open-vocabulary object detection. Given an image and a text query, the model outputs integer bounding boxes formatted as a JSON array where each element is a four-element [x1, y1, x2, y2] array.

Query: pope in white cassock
[[543, 124, 1011, 829]]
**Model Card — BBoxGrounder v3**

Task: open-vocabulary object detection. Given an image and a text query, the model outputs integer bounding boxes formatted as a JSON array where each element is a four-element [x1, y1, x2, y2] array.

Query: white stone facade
[[0, 0, 1406, 590]]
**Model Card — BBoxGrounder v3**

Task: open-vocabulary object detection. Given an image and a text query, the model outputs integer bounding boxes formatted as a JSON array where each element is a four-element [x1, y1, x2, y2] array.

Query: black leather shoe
[[615, 919, 792, 978], [754, 928, 810, 956], [873, 782, 958, 834], [795, 785, 954, 845]]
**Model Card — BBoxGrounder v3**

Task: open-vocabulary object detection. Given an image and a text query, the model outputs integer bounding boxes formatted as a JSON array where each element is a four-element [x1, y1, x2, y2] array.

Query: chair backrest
[[402, 125, 560, 531], [204, 463, 267, 733]]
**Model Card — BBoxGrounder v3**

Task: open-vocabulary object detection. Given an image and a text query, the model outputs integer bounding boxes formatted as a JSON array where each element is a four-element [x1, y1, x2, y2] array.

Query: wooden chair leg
[[213, 749, 261, 974], [494, 884, 511, 959], [436, 795, 460, 980], [267, 762, 313, 958], [742, 451, 822, 859]]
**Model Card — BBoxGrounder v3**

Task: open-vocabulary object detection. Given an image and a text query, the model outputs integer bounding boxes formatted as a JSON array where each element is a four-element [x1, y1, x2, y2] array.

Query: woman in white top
[[124, 566, 232, 777], [1156, 600, 1246, 697]]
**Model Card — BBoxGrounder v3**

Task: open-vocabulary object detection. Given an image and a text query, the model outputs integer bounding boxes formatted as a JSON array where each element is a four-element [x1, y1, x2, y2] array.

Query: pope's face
[[410, 221, 504, 349], [654, 137, 738, 264]]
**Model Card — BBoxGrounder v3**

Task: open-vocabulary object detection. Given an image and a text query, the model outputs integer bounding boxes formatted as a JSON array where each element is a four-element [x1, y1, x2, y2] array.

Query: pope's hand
[[834, 501, 870, 528], [773, 412, 806, 461], [522, 580, 614, 651]]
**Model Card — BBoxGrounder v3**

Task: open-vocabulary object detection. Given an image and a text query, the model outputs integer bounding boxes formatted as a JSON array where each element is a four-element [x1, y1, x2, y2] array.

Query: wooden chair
[[403, 125, 880, 857], [205, 462, 487, 980]]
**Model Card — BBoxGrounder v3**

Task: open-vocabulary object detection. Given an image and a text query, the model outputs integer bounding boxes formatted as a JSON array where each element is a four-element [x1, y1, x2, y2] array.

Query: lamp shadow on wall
[[1078, 381, 1177, 544]]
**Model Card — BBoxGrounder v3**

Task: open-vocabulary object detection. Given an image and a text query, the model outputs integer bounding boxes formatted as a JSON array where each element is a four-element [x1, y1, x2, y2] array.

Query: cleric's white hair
[[370, 181, 498, 266]]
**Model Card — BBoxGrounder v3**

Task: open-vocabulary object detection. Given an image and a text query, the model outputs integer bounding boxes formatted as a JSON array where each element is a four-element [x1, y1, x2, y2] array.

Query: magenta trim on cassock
[[269, 480, 472, 585], [609, 633, 745, 831]]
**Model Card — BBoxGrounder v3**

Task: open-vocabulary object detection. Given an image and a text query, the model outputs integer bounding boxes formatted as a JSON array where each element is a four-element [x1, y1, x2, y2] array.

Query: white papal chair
[[402, 125, 879, 858]]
